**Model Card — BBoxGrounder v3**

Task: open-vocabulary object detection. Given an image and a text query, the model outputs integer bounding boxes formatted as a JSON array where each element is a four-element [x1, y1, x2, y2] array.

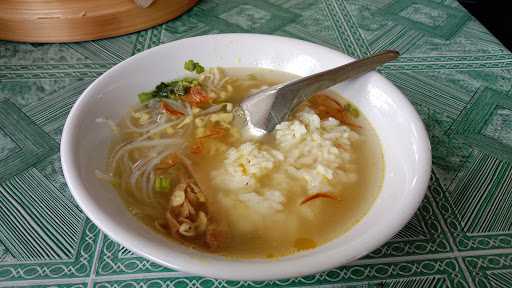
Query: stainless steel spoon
[[238, 50, 399, 136]]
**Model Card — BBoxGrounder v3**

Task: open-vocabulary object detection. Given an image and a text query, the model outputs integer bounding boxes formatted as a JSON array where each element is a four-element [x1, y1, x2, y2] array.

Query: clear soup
[[105, 67, 383, 258]]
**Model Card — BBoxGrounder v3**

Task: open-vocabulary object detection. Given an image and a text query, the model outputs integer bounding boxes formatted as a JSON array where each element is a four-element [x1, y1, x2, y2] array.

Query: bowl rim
[[61, 33, 432, 281]]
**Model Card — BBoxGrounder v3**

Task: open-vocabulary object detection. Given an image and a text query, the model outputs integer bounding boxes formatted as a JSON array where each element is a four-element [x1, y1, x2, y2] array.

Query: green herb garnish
[[154, 82, 174, 98], [111, 179, 121, 189], [184, 59, 195, 71], [184, 59, 205, 74], [155, 176, 171, 192], [137, 61, 204, 104], [195, 64, 205, 74], [181, 77, 199, 86], [137, 92, 153, 104]]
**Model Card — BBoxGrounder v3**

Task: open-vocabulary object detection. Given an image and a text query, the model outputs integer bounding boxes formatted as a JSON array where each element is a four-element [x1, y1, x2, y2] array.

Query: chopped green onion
[[111, 179, 121, 189], [138, 92, 153, 104], [184, 60, 205, 74], [136, 74, 201, 103], [155, 176, 171, 192], [344, 103, 360, 118], [184, 60, 196, 72], [181, 77, 199, 87], [194, 64, 205, 74]]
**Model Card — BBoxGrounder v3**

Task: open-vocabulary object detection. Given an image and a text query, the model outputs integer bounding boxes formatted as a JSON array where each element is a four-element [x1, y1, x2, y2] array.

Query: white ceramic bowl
[[61, 34, 431, 280]]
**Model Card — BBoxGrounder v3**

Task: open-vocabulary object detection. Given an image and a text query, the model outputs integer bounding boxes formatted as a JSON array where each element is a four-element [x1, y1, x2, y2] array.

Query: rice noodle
[[123, 108, 162, 133], [110, 118, 188, 186], [110, 139, 184, 172], [148, 171, 156, 198], [126, 142, 183, 201], [122, 154, 132, 177], [161, 99, 187, 115], [140, 149, 180, 201], [124, 115, 137, 130], [96, 118, 120, 135], [147, 99, 161, 110], [179, 118, 194, 139], [199, 67, 237, 99], [125, 121, 160, 133], [217, 76, 231, 88], [185, 102, 192, 116], [135, 118, 183, 141], [197, 103, 231, 116], [156, 113, 167, 123], [176, 153, 207, 193], [108, 67, 240, 204], [128, 159, 148, 192], [95, 169, 115, 182]]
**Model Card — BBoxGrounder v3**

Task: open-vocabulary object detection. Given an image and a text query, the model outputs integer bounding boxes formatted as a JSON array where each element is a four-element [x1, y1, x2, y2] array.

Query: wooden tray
[[0, 0, 198, 43]]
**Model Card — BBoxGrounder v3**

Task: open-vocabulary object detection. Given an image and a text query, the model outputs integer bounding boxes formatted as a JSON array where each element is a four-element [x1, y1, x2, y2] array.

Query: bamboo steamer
[[0, 0, 198, 43]]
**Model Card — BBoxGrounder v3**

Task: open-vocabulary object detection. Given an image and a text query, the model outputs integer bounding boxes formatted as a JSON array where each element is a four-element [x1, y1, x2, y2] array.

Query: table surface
[[1, 0, 511, 287]]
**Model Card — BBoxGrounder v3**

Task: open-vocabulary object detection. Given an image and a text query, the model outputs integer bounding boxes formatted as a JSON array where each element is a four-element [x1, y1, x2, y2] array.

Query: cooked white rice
[[212, 108, 359, 214]]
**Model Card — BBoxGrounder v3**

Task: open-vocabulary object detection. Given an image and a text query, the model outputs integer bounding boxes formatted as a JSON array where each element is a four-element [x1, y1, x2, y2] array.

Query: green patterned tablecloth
[[1, 0, 512, 287]]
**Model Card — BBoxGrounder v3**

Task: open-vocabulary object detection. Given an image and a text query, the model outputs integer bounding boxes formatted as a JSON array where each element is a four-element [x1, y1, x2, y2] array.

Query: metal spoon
[[238, 50, 399, 136]]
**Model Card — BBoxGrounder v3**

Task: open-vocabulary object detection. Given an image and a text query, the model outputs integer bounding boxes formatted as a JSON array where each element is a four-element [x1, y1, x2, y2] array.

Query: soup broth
[[104, 65, 383, 258]]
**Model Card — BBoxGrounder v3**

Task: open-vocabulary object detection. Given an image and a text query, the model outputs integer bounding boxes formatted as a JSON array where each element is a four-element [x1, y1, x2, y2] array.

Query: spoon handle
[[282, 50, 399, 96], [268, 50, 399, 130]]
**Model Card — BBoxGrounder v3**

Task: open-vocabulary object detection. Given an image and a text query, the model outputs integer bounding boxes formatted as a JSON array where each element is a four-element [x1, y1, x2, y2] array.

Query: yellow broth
[[111, 68, 384, 258]]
